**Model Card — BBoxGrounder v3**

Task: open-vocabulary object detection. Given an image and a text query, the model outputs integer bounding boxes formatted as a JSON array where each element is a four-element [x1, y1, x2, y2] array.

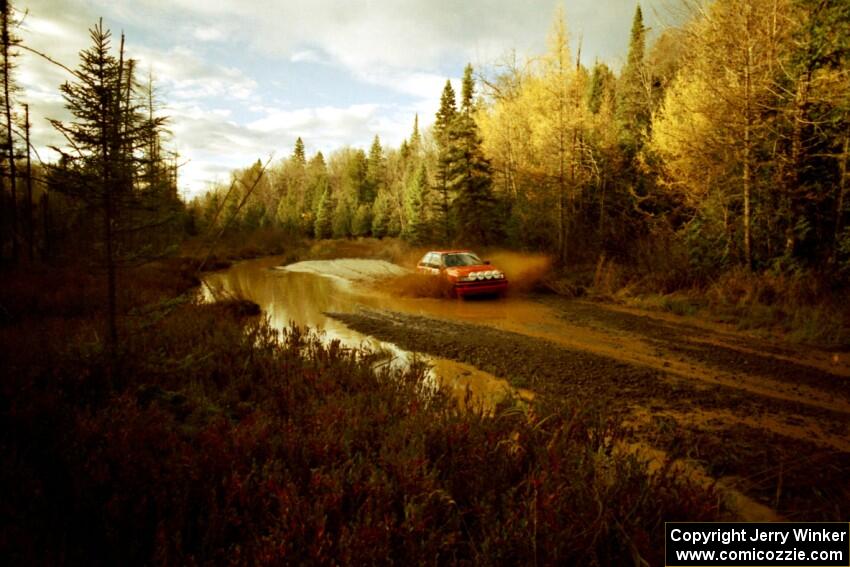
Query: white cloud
[[247, 104, 378, 134], [192, 26, 224, 42], [290, 49, 325, 64], [125, 45, 258, 102], [17, 0, 670, 197]]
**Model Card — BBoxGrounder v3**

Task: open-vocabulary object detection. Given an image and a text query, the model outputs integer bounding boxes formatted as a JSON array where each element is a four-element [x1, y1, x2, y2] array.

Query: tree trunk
[[103, 29, 125, 354], [743, 123, 753, 268], [784, 69, 811, 259], [557, 130, 566, 263], [598, 175, 606, 245], [24, 103, 32, 261], [2, 5, 18, 262], [834, 128, 849, 264], [742, 21, 754, 270], [41, 191, 49, 260]]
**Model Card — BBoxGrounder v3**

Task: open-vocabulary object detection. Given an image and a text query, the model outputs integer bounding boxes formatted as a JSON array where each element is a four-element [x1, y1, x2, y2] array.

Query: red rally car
[[416, 250, 508, 298]]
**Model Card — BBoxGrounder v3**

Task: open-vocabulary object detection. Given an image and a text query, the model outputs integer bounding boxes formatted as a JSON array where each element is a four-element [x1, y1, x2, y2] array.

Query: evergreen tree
[[50, 20, 165, 348], [332, 192, 353, 238], [448, 64, 498, 244], [313, 180, 333, 239], [371, 190, 390, 238], [138, 72, 181, 244], [292, 136, 306, 164], [436, 81, 458, 136], [352, 203, 372, 237], [434, 79, 458, 242], [364, 135, 384, 203], [1, 0, 20, 261], [588, 62, 615, 114], [403, 163, 429, 243], [343, 148, 368, 203], [617, 5, 650, 153], [410, 114, 421, 154], [304, 151, 327, 223]]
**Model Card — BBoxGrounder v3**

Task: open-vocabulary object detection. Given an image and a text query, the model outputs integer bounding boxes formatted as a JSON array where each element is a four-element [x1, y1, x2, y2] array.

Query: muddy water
[[201, 256, 528, 408]]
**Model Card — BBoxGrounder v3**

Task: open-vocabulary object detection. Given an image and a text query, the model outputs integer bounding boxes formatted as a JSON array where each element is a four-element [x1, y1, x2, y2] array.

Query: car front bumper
[[453, 279, 508, 297]]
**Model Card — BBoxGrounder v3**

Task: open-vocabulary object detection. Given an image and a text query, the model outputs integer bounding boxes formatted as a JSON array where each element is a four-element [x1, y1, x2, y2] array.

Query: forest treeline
[[189, 0, 850, 287], [0, 0, 848, 291]]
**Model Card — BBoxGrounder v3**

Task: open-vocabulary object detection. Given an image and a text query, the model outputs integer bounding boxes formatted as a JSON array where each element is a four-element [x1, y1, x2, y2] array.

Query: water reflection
[[202, 256, 526, 408]]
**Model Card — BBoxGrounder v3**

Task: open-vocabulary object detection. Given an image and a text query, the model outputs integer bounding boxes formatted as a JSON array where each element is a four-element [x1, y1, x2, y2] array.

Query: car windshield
[[443, 253, 482, 267]]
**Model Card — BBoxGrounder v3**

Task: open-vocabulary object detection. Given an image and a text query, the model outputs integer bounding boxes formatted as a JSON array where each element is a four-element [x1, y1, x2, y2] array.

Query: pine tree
[[617, 4, 650, 153], [50, 21, 165, 349], [343, 148, 368, 203], [364, 135, 384, 203], [434, 80, 458, 242], [332, 193, 353, 238], [293, 136, 306, 164], [304, 151, 327, 220], [588, 62, 615, 114], [448, 64, 498, 244], [313, 180, 333, 239], [410, 114, 421, 154], [138, 72, 180, 245], [1, 0, 20, 261], [403, 163, 429, 243], [371, 190, 390, 238], [352, 203, 372, 237]]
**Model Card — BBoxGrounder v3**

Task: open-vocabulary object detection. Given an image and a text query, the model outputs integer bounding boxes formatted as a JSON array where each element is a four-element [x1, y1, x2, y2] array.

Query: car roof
[[429, 250, 476, 255]]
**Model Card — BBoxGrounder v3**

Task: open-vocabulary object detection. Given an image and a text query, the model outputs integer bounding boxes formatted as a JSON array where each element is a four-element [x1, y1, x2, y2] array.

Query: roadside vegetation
[[541, 258, 850, 348]]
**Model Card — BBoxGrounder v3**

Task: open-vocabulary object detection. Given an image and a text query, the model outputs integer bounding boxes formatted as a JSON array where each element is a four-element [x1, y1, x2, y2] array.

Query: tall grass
[[182, 227, 309, 271], [537, 252, 850, 348], [704, 268, 850, 346]]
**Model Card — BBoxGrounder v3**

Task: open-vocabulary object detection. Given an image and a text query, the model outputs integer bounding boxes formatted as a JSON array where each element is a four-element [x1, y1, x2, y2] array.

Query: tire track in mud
[[544, 299, 850, 399], [327, 307, 850, 520]]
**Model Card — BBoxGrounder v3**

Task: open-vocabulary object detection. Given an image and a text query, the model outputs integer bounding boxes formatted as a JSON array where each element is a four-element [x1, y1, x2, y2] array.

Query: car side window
[[426, 253, 438, 268]]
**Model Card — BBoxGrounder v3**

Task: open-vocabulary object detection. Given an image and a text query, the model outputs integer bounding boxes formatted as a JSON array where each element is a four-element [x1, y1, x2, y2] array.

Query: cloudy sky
[[17, 0, 664, 197]]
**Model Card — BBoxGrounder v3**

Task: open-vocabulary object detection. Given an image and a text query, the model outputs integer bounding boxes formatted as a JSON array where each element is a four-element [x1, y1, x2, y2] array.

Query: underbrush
[[638, 267, 850, 348], [0, 258, 199, 324], [182, 228, 308, 271], [306, 237, 427, 267], [543, 255, 850, 349], [1, 267, 723, 565]]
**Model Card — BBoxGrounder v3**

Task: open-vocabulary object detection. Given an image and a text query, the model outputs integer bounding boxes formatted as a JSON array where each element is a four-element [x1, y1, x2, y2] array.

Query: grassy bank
[[181, 228, 310, 271], [1, 256, 723, 565], [542, 257, 850, 350]]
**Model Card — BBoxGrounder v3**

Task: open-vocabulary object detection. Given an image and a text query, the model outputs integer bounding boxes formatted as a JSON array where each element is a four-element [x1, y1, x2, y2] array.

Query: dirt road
[[328, 294, 850, 521]]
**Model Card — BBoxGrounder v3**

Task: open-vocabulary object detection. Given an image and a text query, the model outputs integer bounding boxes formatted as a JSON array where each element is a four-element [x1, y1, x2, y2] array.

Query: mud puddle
[[201, 256, 524, 408]]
